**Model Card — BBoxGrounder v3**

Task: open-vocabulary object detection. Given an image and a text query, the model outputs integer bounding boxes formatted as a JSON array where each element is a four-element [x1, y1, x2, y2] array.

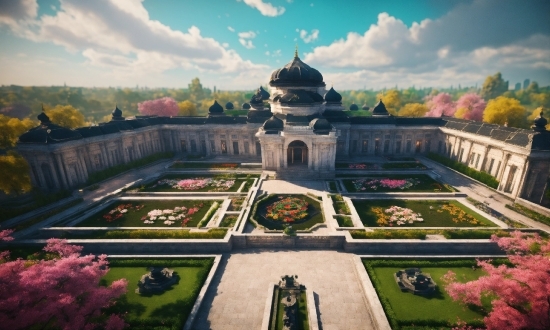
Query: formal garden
[[75, 199, 220, 227], [353, 199, 495, 227], [139, 174, 258, 193], [363, 258, 491, 329], [250, 194, 324, 230], [341, 174, 453, 193], [102, 258, 214, 330]]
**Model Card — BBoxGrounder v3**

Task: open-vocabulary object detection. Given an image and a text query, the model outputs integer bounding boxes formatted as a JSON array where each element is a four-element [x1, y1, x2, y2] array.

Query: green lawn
[[342, 174, 452, 193], [76, 200, 217, 227], [142, 174, 255, 193], [103, 259, 213, 329], [343, 110, 372, 117], [251, 194, 325, 230], [365, 261, 486, 328], [219, 214, 238, 227], [353, 200, 494, 227]]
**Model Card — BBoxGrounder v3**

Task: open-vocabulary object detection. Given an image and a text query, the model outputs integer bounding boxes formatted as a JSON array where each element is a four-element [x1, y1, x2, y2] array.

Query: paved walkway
[[194, 250, 375, 330], [260, 179, 327, 195], [419, 156, 550, 233]]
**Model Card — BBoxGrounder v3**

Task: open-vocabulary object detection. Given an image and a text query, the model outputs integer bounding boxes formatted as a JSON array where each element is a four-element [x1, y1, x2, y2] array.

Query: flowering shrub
[[266, 197, 309, 223], [141, 203, 204, 226], [102, 203, 145, 222], [438, 203, 480, 225], [352, 178, 419, 191], [152, 177, 235, 191], [374, 206, 423, 226], [348, 163, 378, 169]]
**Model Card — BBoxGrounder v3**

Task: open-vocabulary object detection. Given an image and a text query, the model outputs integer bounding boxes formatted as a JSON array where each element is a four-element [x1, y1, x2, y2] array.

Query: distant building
[[523, 79, 530, 90], [515, 82, 521, 91], [16, 54, 550, 205]]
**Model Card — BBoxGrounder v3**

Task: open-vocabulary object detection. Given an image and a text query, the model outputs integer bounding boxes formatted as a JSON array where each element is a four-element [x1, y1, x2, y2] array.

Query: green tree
[[188, 78, 205, 101], [480, 72, 509, 100], [398, 103, 428, 117], [177, 100, 198, 116], [0, 151, 32, 195], [483, 96, 527, 128], [45, 105, 86, 129]]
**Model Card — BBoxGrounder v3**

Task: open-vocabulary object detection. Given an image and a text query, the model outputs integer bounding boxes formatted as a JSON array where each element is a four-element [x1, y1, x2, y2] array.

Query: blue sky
[[0, 0, 548, 90]]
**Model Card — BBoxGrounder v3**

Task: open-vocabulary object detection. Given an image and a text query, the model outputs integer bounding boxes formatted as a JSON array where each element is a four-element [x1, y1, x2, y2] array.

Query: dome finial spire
[[294, 44, 298, 58]]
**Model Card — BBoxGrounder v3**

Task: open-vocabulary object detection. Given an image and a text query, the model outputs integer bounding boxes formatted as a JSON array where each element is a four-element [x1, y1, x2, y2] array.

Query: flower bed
[[381, 162, 427, 170], [353, 200, 495, 227], [140, 174, 257, 192], [336, 162, 378, 170], [75, 200, 217, 227], [342, 174, 453, 193], [250, 194, 324, 230]]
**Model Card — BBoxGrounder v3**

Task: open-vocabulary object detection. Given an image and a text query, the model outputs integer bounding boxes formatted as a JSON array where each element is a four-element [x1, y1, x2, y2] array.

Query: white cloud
[[240, 0, 285, 17], [238, 30, 256, 49], [1, 0, 269, 78], [239, 39, 255, 49], [0, 0, 37, 34], [304, 0, 550, 88], [299, 29, 319, 43], [265, 51, 270, 55], [227, 26, 235, 32]]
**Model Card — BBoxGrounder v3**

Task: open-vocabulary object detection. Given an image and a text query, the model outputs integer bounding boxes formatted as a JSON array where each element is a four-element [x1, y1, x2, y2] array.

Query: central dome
[[269, 55, 325, 87]]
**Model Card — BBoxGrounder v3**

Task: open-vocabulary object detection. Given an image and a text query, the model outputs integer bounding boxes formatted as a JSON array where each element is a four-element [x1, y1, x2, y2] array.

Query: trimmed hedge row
[[62, 228, 227, 239], [350, 229, 511, 240], [427, 152, 499, 188], [506, 203, 550, 227], [86, 151, 174, 185]]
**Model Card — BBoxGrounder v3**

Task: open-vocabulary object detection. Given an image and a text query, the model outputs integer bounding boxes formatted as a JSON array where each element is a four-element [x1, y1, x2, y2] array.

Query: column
[[54, 153, 70, 189], [514, 159, 530, 199]]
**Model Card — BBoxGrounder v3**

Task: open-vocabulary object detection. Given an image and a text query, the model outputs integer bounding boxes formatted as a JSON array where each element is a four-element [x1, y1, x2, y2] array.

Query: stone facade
[[17, 55, 550, 205]]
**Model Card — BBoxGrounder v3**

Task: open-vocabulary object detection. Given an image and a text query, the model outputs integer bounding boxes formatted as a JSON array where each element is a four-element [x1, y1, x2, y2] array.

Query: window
[[374, 138, 380, 155], [201, 140, 206, 154], [384, 140, 390, 153], [495, 161, 501, 177], [256, 141, 262, 156], [231, 135, 238, 139], [93, 154, 102, 168], [351, 140, 358, 153], [405, 138, 412, 153], [488, 158, 494, 174], [190, 140, 197, 153], [475, 154, 481, 168], [438, 141, 442, 153], [415, 140, 422, 153], [337, 142, 345, 154], [504, 166, 517, 193], [220, 135, 226, 139], [233, 141, 239, 155], [244, 141, 249, 154], [395, 141, 401, 154], [221, 140, 227, 154], [180, 139, 187, 152], [459, 148, 464, 162], [362, 140, 369, 153], [210, 140, 216, 153], [425, 139, 431, 153], [470, 153, 475, 164]]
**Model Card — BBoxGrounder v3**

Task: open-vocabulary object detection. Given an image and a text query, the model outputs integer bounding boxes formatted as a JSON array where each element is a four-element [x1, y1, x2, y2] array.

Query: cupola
[[209, 100, 224, 114]]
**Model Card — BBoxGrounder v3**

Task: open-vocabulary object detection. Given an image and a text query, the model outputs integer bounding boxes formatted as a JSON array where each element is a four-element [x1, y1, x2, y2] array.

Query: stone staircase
[[275, 168, 334, 180]]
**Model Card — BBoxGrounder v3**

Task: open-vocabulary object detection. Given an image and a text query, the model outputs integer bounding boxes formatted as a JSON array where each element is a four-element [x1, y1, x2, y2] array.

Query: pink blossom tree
[[0, 233, 128, 330], [424, 92, 456, 117], [138, 97, 179, 117], [442, 231, 550, 330], [454, 93, 487, 121]]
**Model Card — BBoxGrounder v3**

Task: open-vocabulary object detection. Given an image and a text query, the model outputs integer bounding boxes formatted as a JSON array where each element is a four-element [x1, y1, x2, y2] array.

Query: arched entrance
[[287, 140, 308, 166]]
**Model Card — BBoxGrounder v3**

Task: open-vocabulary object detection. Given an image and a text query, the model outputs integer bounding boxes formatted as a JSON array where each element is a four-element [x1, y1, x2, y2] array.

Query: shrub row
[[86, 152, 174, 185], [335, 215, 354, 227], [427, 152, 499, 188], [350, 229, 511, 240], [0, 189, 73, 223], [197, 201, 220, 228], [108, 258, 214, 268], [62, 228, 227, 239], [506, 203, 550, 227]]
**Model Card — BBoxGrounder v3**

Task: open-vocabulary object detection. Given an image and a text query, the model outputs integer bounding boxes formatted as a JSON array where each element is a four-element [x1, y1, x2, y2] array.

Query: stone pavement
[[260, 179, 327, 195], [194, 250, 375, 330]]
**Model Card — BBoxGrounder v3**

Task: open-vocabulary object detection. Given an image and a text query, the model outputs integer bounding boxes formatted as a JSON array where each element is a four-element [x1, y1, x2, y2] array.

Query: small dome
[[263, 115, 284, 131], [349, 103, 359, 111], [225, 102, 234, 110], [324, 87, 342, 103], [372, 99, 389, 116], [209, 100, 224, 114], [532, 109, 548, 132], [269, 55, 325, 87], [258, 86, 270, 100], [309, 117, 332, 134], [362, 104, 370, 110], [250, 90, 264, 105], [37, 111, 50, 124], [111, 105, 124, 120], [242, 102, 251, 110]]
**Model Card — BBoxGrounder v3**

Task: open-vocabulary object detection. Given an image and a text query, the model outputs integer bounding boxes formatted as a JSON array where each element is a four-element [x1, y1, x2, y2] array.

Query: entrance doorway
[[287, 140, 308, 166]]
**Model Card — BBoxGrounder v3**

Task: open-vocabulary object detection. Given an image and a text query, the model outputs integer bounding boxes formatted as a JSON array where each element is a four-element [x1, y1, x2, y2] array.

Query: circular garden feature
[[251, 194, 324, 230]]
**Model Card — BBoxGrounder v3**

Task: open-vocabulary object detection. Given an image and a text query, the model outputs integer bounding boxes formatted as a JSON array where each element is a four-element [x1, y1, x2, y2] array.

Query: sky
[[0, 0, 549, 90]]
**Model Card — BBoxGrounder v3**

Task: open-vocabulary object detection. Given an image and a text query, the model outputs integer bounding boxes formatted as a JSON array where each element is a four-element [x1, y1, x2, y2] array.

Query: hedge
[[350, 229, 511, 240], [427, 152, 499, 188], [506, 203, 550, 227], [86, 151, 174, 185], [62, 228, 227, 239]]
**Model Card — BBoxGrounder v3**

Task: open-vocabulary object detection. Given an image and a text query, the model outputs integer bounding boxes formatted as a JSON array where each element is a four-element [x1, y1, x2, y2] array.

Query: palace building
[[17, 54, 550, 205]]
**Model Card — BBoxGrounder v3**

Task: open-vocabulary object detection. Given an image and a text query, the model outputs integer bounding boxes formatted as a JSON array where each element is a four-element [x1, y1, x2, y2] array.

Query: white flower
[[120, 209, 128, 213], [150, 216, 157, 220], [159, 216, 166, 220], [164, 220, 174, 225], [163, 209, 173, 214], [168, 216, 176, 220]]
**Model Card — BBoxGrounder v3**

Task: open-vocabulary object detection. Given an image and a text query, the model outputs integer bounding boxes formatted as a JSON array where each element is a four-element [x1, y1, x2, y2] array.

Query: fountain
[[136, 267, 179, 295]]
